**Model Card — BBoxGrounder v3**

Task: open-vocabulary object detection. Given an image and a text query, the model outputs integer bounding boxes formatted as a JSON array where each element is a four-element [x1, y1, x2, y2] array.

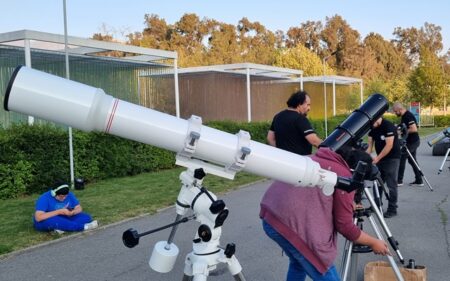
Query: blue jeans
[[262, 220, 340, 281], [33, 213, 92, 232]]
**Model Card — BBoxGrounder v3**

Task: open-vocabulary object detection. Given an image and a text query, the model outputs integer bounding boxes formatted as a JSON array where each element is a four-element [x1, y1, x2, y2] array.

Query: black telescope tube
[[320, 93, 388, 151]]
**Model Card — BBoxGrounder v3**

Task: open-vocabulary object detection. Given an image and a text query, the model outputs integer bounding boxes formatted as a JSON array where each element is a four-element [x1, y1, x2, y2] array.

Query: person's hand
[[58, 208, 72, 216], [372, 156, 379, 165], [370, 239, 390, 256]]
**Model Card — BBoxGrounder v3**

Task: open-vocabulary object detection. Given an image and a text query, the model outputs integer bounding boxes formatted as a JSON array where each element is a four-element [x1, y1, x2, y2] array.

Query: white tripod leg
[[438, 148, 450, 174]]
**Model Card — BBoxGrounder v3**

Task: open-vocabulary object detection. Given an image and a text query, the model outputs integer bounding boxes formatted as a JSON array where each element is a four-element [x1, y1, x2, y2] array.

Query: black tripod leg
[[405, 147, 433, 191]]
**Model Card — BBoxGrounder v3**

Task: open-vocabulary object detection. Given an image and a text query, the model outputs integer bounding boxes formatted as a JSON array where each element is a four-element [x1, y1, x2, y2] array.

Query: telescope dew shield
[[320, 93, 388, 151], [4, 66, 338, 195], [428, 128, 450, 147]]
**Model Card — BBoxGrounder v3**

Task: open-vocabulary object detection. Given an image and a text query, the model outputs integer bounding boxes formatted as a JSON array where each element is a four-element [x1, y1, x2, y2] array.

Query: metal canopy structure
[[0, 29, 180, 118], [178, 63, 303, 122], [0, 29, 177, 63]]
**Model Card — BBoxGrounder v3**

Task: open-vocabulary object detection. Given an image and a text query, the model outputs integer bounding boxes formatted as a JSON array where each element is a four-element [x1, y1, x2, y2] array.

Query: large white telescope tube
[[4, 66, 337, 195]]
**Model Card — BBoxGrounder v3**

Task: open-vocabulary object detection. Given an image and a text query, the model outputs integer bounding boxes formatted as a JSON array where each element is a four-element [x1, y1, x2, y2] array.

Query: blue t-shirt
[[35, 191, 80, 212]]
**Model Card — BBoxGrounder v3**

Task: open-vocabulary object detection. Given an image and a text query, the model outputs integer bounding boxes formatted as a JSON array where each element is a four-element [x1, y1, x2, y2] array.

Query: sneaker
[[397, 181, 403, 187], [84, 220, 98, 231], [383, 211, 397, 218], [409, 181, 424, 187], [54, 229, 65, 235]]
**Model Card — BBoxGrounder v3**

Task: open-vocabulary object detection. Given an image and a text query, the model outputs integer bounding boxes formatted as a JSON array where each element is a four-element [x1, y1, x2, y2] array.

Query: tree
[[364, 33, 409, 79], [286, 20, 323, 55], [393, 22, 443, 65], [273, 44, 334, 76], [320, 15, 362, 75], [408, 47, 447, 108], [237, 17, 277, 65], [206, 22, 242, 64], [133, 14, 171, 50]]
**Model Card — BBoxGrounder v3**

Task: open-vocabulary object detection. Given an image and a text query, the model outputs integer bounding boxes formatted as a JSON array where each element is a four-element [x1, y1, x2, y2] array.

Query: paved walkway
[[1, 139, 449, 281]]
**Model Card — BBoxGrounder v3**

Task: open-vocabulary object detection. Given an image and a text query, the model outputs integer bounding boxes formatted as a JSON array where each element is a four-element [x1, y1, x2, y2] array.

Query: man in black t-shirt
[[267, 91, 322, 155], [367, 117, 401, 218], [393, 102, 423, 186]]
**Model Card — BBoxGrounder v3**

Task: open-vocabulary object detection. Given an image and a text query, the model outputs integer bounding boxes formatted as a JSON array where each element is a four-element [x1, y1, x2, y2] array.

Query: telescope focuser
[[335, 161, 368, 193]]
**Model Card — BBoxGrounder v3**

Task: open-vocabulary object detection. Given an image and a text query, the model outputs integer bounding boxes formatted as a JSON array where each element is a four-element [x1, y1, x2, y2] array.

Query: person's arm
[[70, 204, 82, 216], [408, 122, 418, 134], [373, 136, 393, 164], [267, 130, 276, 147], [366, 137, 374, 154], [333, 188, 390, 256], [355, 232, 390, 255], [34, 208, 71, 222], [305, 133, 323, 148]]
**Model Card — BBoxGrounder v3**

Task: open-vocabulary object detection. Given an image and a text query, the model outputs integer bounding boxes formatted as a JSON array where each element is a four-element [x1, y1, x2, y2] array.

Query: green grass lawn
[[0, 127, 444, 257], [0, 167, 262, 256]]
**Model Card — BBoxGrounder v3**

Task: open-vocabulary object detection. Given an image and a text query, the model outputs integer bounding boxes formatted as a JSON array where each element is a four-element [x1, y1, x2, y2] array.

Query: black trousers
[[377, 158, 400, 211], [398, 140, 421, 183]]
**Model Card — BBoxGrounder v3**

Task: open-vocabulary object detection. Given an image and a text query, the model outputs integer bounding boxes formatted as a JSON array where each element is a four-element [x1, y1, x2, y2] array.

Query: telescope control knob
[[224, 243, 236, 258]]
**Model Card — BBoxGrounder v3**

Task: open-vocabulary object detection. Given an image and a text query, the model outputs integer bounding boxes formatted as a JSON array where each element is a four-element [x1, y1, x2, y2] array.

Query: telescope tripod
[[340, 185, 405, 281], [122, 167, 246, 281], [437, 148, 450, 174], [402, 145, 433, 191]]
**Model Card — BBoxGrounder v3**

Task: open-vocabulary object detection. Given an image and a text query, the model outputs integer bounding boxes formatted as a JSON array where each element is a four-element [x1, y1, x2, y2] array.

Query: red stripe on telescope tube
[[106, 99, 119, 133]]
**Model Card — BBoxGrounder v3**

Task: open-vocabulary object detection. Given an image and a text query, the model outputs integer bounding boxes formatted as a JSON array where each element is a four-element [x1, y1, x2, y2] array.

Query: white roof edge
[[0, 29, 177, 60], [301, 75, 362, 84], [176, 63, 303, 79]]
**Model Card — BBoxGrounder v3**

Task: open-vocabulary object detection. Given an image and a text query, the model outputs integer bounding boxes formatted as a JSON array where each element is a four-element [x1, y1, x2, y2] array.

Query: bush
[[434, 115, 450, 127], [0, 160, 33, 199], [0, 124, 176, 196]]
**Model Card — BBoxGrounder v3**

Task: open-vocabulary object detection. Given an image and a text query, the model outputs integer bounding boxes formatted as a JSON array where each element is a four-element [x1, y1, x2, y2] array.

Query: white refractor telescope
[[4, 66, 341, 195]]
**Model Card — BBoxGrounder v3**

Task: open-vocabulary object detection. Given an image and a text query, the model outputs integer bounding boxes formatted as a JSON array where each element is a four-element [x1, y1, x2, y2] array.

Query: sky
[[1, 0, 449, 53]]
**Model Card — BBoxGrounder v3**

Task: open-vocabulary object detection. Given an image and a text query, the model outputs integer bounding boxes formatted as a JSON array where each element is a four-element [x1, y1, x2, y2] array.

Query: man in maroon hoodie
[[260, 147, 389, 281]]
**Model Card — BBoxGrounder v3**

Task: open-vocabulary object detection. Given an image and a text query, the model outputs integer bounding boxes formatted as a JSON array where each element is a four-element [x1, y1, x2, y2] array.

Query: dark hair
[[52, 179, 70, 196], [286, 91, 308, 108], [336, 144, 373, 170]]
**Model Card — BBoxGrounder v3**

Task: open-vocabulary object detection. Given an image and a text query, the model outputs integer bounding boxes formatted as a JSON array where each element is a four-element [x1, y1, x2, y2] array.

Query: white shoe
[[84, 220, 98, 231], [54, 229, 65, 234]]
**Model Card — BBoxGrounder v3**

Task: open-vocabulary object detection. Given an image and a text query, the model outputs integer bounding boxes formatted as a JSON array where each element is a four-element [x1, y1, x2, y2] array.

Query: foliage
[[274, 45, 334, 76], [393, 22, 444, 65], [408, 47, 447, 107], [0, 160, 33, 199], [0, 124, 176, 197]]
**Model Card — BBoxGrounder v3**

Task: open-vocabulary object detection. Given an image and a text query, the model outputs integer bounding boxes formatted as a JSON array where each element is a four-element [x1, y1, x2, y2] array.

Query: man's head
[[337, 144, 373, 171], [392, 102, 406, 117], [372, 117, 383, 128], [287, 91, 311, 116], [51, 180, 70, 200]]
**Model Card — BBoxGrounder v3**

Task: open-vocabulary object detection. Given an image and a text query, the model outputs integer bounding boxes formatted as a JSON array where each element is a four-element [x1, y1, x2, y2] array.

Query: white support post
[[332, 79, 336, 116], [63, 0, 75, 188], [24, 39, 34, 125], [246, 67, 251, 122], [300, 73, 304, 91], [360, 80, 364, 105], [174, 58, 180, 118]]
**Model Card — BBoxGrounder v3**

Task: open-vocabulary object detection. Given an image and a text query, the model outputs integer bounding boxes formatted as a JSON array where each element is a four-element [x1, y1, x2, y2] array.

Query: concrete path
[[1, 139, 449, 281]]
